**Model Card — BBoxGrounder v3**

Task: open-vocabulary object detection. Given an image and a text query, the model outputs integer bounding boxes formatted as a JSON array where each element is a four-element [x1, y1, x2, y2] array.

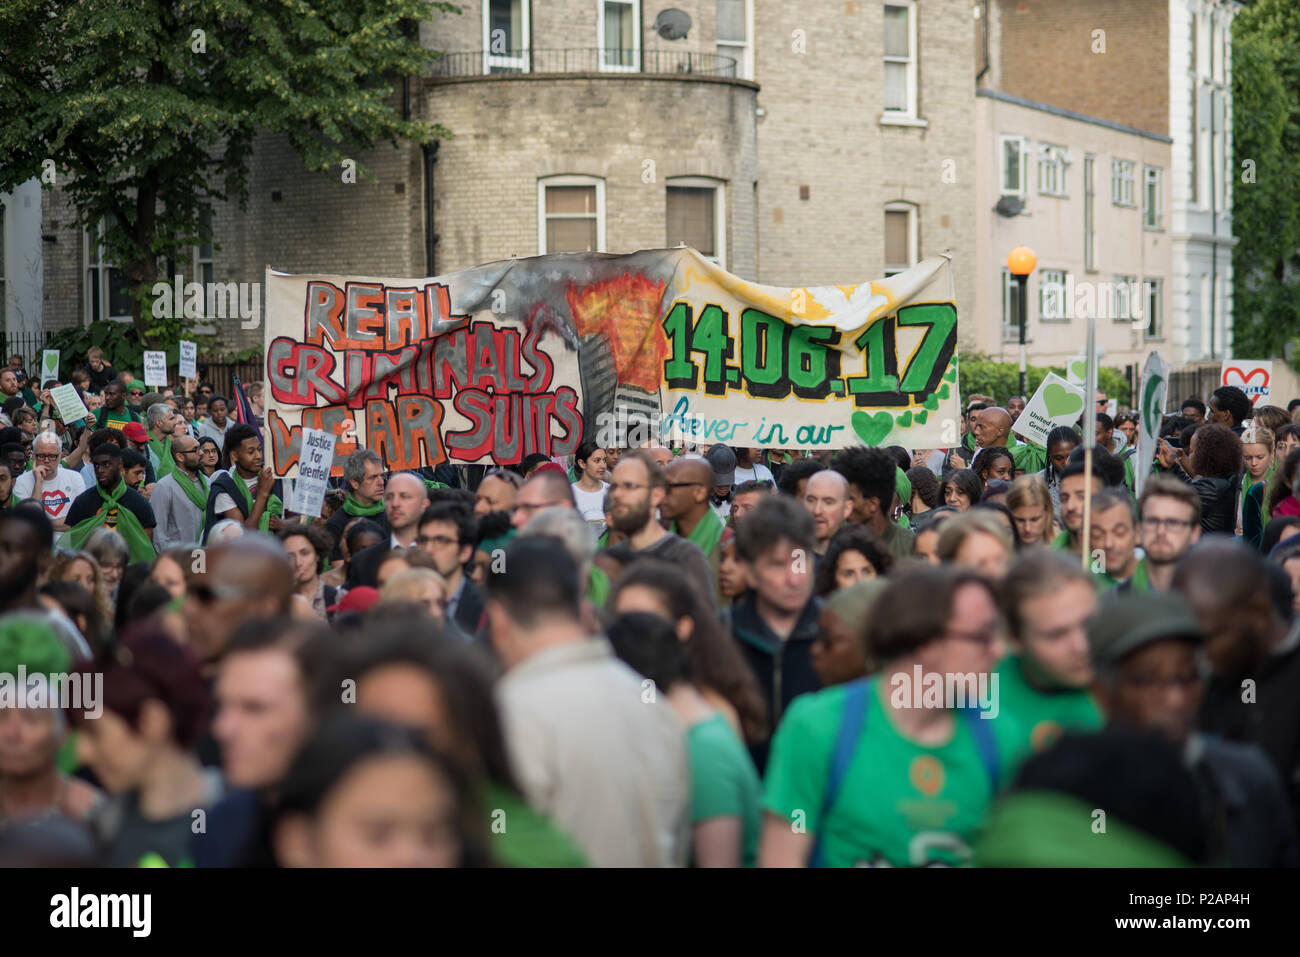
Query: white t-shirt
[[572, 482, 609, 535], [733, 462, 775, 487], [213, 472, 257, 515], [16, 466, 86, 523]]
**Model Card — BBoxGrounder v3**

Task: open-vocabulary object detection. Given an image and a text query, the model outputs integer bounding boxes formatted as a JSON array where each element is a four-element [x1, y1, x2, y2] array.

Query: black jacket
[[730, 591, 824, 774], [324, 502, 389, 561], [452, 578, 486, 636], [1187, 733, 1298, 867]]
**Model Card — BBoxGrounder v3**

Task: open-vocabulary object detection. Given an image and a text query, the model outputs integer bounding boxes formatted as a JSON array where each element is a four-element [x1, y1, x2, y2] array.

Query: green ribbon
[[171, 468, 210, 513], [148, 435, 173, 480], [342, 492, 385, 518], [230, 471, 282, 532], [66, 477, 156, 563]]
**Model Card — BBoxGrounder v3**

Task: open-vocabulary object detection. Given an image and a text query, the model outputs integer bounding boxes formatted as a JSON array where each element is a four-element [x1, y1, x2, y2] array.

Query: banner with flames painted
[[264, 249, 961, 476]]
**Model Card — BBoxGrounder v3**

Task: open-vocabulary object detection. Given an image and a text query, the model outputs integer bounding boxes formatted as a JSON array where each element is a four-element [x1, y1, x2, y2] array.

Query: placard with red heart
[[1220, 360, 1272, 407]]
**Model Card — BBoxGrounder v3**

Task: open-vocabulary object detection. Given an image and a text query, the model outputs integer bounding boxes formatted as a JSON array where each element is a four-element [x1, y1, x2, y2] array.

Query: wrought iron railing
[[431, 48, 739, 78]]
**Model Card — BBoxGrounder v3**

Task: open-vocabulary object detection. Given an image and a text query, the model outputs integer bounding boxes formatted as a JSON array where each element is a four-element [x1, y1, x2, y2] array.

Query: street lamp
[[1007, 246, 1037, 398]]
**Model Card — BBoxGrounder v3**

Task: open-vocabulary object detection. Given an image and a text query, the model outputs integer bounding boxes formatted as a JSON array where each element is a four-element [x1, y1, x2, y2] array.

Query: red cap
[[327, 586, 380, 615], [122, 422, 149, 443], [533, 462, 568, 476]]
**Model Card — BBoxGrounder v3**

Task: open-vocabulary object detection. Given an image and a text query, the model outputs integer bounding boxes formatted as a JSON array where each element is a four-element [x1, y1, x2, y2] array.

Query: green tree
[[1232, 0, 1300, 365], [0, 0, 456, 347]]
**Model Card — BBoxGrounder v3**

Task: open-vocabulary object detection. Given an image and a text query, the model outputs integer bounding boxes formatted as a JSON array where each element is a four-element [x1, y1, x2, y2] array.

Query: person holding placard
[[202, 423, 283, 539], [149, 434, 209, 551], [93, 380, 141, 432]]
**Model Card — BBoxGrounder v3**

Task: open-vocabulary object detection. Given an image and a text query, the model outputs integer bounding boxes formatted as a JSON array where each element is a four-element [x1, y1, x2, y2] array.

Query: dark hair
[[321, 621, 518, 793], [114, 563, 155, 633], [38, 580, 107, 652], [1209, 386, 1251, 427], [1189, 423, 1243, 480], [735, 494, 815, 559], [733, 478, 773, 496], [868, 565, 997, 660], [427, 486, 475, 512], [77, 626, 210, 749], [1067, 445, 1125, 488], [519, 452, 552, 476], [1114, 412, 1137, 429], [1059, 458, 1107, 486], [777, 458, 825, 497], [1000, 548, 1094, 639], [1138, 475, 1202, 527], [263, 713, 488, 868], [198, 436, 220, 454], [1045, 426, 1080, 452], [2, 504, 54, 553], [980, 479, 1012, 503], [1095, 412, 1114, 431], [606, 612, 693, 691], [883, 446, 911, 473], [485, 536, 579, 626], [939, 468, 983, 507], [344, 518, 385, 555], [278, 523, 333, 568], [1159, 414, 1192, 440], [815, 525, 893, 597], [474, 510, 513, 546], [222, 423, 259, 464], [420, 501, 476, 546], [830, 446, 895, 512], [90, 443, 122, 461], [905, 466, 939, 509], [120, 448, 148, 472], [208, 394, 229, 410], [575, 439, 603, 469], [975, 447, 1014, 482], [1178, 422, 1203, 452], [966, 402, 989, 414], [1267, 447, 1300, 518], [1276, 423, 1300, 447], [608, 559, 766, 742], [973, 499, 1016, 533], [1181, 397, 1207, 416], [126, 583, 175, 625], [1090, 487, 1137, 525]]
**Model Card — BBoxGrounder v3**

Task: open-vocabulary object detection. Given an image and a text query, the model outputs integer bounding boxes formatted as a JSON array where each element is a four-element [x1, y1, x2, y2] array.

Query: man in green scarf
[[324, 448, 388, 560], [660, 456, 725, 600], [64, 444, 157, 562], [148, 434, 209, 549], [202, 424, 282, 540], [144, 402, 177, 481]]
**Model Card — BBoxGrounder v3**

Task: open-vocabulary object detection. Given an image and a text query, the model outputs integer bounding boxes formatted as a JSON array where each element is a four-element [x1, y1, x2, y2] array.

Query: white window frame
[[1112, 274, 1138, 322], [537, 175, 606, 255], [1001, 269, 1022, 341], [666, 177, 727, 269], [1083, 154, 1095, 271], [1144, 278, 1163, 340], [999, 135, 1029, 198], [1111, 158, 1135, 207], [1143, 165, 1163, 229], [1037, 144, 1068, 197], [882, 201, 918, 277], [194, 208, 214, 286], [482, 0, 530, 74], [1038, 269, 1068, 322], [598, 0, 640, 73], [882, 1, 919, 121], [715, 0, 754, 80], [85, 219, 133, 325]]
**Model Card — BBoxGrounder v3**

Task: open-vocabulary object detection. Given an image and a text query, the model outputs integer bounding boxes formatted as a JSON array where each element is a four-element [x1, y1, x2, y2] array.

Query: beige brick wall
[[752, 0, 978, 347]]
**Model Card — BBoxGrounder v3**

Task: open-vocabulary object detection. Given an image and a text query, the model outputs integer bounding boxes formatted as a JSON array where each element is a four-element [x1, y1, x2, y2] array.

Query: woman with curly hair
[[905, 466, 940, 521], [1159, 422, 1243, 533], [939, 468, 983, 512], [814, 524, 894, 597], [47, 550, 114, 634]]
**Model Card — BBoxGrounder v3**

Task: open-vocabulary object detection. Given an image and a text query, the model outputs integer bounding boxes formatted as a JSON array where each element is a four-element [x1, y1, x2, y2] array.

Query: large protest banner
[[264, 249, 960, 475]]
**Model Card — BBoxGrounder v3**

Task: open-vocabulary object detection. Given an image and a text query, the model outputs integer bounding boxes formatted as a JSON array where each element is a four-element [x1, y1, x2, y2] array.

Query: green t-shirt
[[688, 712, 763, 868], [483, 783, 587, 868], [763, 680, 1025, 867], [994, 654, 1103, 755]]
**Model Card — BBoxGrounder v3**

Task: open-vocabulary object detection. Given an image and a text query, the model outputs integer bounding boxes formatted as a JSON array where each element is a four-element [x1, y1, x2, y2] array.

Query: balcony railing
[[431, 48, 739, 79]]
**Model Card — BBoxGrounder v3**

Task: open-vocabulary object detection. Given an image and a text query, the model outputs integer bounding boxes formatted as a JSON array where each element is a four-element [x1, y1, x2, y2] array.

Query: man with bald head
[[803, 469, 853, 557], [187, 536, 295, 672], [660, 456, 725, 596], [346, 471, 430, 587], [1174, 540, 1300, 825]]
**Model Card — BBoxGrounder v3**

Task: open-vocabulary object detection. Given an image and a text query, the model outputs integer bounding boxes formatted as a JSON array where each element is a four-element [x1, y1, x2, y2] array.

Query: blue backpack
[[808, 677, 1002, 868]]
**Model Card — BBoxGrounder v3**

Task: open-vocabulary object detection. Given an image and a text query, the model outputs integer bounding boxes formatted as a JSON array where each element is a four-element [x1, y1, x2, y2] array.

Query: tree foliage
[[959, 354, 1132, 408], [0, 0, 458, 346], [1232, 0, 1300, 365]]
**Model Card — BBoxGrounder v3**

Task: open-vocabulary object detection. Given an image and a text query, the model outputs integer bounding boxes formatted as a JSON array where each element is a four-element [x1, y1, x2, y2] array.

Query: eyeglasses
[[129, 390, 144, 397], [1140, 517, 1196, 531], [419, 534, 459, 548], [33, 453, 59, 462]]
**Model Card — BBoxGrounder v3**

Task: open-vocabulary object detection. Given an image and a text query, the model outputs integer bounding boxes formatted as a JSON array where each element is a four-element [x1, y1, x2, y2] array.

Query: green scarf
[[342, 492, 385, 518], [674, 507, 724, 557], [172, 468, 210, 512], [66, 477, 156, 563], [230, 471, 283, 532], [148, 435, 173, 480], [588, 565, 611, 609]]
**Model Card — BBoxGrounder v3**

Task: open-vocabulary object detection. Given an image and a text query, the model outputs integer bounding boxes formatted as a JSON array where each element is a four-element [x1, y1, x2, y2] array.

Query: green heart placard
[[851, 410, 894, 446], [1068, 358, 1086, 380], [1044, 382, 1084, 418]]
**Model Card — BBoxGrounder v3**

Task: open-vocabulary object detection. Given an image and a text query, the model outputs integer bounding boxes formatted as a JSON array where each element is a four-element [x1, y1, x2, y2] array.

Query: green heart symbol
[[895, 410, 912, 429], [923, 393, 939, 411], [1069, 359, 1086, 379], [1044, 383, 1085, 418], [851, 410, 894, 446], [914, 409, 928, 424], [938, 384, 950, 400], [943, 364, 957, 384]]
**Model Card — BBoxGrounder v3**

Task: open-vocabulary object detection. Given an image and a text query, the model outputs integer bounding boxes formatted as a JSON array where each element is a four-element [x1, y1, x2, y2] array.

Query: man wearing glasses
[[147, 434, 209, 550], [15, 430, 85, 531], [1122, 476, 1202, 593]]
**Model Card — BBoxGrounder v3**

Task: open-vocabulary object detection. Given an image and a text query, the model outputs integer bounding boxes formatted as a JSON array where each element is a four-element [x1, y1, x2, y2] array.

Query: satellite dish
[[655, 9, 692, 40], [994, 195, 1024, 218]]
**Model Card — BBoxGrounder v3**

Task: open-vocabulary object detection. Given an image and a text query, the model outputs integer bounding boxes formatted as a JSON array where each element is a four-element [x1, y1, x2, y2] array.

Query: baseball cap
[[327, 586, 380, 615], [1087, 591, 1206, 669], [122, 421, 149, 443], [705, 444, 736, 486]]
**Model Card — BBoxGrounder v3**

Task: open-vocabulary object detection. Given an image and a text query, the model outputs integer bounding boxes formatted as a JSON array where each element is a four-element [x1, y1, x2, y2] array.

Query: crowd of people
[[0, 349, 1297, 868]]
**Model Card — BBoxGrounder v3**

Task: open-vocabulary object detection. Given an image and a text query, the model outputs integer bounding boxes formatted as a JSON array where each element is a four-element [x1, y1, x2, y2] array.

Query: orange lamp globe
[[1007, 247, 1037, 276]]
